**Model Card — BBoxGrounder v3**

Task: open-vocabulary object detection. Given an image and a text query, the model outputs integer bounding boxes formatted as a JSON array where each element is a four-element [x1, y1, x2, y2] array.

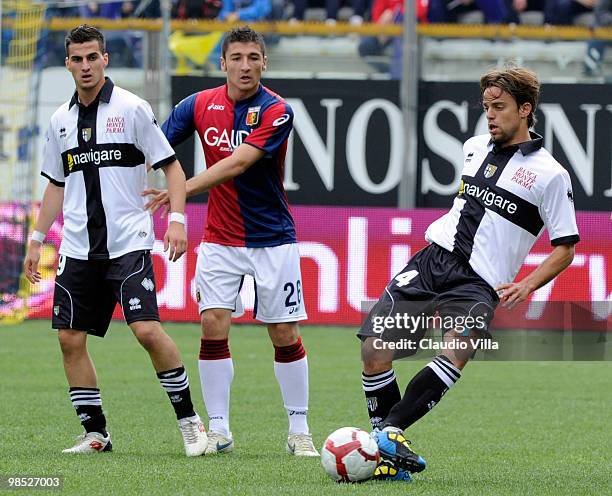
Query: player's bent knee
[[57, 329, 87, 356], [442, 354, 469, 370], [130, 321, 165, 350], [361, 337, 393, 374]]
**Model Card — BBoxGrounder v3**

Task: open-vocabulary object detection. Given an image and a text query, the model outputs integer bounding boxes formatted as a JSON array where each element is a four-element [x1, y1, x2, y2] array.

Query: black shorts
[[358, 243, 499, 346], [52, 250, 160, 337]]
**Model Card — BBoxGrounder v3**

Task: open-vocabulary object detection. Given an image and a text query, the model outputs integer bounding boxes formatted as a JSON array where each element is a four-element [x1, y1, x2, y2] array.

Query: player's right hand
[[142, 188, 170, 217], [164, 222, 188, 262], [24, 243, 42, 284]]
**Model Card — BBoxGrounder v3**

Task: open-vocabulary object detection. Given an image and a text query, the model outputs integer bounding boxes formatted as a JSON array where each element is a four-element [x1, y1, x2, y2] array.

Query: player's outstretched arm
[[496, 243, 575, 309], [142, 144, 264, 212], [186, 143, 265, 197], [24, 183, 64, 283], [161, 159, 187, 262]]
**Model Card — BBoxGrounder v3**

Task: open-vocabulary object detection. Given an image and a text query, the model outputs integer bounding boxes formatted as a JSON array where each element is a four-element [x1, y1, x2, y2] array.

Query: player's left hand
[[164, 222, 187, 262], [495, 282, 531, 309], [23, 242, 42, 284], [142, 188, 170, 217]]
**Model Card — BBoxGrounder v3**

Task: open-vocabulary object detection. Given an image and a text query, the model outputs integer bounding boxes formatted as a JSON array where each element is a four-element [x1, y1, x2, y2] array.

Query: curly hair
[[480, 65, 540, 128]]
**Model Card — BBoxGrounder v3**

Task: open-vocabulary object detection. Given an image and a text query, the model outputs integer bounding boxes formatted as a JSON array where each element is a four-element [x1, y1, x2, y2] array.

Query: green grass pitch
[[1, 320, 611, 495]]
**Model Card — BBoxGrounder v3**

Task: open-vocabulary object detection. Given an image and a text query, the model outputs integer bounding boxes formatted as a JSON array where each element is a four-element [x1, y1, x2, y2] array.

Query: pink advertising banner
[[24, 205, 611, 330]]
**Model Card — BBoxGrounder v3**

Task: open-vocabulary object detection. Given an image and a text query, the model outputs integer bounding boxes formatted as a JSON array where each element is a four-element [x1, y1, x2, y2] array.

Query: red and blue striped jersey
[[162, 84, 296, 247]]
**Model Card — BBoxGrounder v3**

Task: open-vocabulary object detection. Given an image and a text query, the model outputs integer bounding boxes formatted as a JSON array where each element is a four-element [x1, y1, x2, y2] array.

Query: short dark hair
[[65, 24, 105, 56], [221, 26, 265, 58], [480, 65, 540, 128]]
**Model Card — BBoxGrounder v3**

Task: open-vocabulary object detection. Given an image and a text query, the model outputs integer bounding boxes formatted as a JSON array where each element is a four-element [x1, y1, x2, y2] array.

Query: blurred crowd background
[[5, 0, 609, 79]]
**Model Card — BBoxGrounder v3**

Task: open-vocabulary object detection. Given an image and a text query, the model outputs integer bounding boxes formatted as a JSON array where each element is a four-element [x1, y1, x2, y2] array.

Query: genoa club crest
[[484, 164, 497, 178], [246, 106, 261, 126]]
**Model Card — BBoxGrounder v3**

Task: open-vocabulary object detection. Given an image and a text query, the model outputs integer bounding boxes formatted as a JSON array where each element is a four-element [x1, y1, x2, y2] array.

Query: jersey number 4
[[394, 270, 419, 287]]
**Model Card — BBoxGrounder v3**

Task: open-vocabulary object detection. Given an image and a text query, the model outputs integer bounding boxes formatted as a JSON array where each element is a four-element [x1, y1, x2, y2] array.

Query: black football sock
[[383, 355, 461, 430], [69, 387, 108, 436], [157, 366, 196, 420], [362, 369, 401, 430]]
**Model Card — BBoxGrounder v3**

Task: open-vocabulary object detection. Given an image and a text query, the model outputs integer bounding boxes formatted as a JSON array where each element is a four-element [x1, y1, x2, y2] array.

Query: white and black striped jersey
[[425, 133, 580, 289], [41, 78, 176, 260]]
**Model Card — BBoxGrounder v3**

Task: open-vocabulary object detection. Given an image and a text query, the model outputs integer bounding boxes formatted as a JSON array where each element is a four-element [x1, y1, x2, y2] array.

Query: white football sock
[[199, 358, 233, 436], [274, 357, 310, 435]]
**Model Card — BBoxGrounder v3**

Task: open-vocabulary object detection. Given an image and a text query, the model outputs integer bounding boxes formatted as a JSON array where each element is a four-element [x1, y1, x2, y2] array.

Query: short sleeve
[[133, 100, 177, 170], [161, 93, 197, 147], [539, 170, 580, 246], [40, 123, 65, 187], [244, 102, 293, 156]]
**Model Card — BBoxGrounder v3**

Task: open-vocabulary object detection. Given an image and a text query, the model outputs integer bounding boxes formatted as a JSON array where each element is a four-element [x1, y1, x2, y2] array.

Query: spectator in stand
[[291, 0, 368, 24], [357, 0, 427, 77], [173, 0, 222, 19], [428, 0, 515, 23], [78, 1, 123, 18], [583, 0, 611, 75], [348, 0, 372, 24], [78, 1, 163, 19], [507, 0, 556, 24], [134, 0, 162, 18], [121, 1, 135, 17], [219, 0, 273, 21], [291, 0, 334, 23], [358, 0, 402, 58], [546, 0, 596, 25], [45, 0, 78, 18]]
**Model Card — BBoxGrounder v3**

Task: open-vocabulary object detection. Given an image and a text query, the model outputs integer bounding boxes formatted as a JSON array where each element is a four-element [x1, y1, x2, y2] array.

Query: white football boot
[[287, 433, 319, 457], [178, 414, 208, 457], [62, 431, 112, 454], [205, 431, 234, 454]]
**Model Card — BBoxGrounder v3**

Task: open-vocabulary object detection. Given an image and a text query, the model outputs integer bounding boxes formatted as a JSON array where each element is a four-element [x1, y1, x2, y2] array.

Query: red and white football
[[321, 427, 380, 482]]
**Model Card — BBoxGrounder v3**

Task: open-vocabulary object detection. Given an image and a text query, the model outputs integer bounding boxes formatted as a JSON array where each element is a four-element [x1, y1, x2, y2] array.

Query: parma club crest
[[246, 106, 261, 126], [484, 164, 497, 178], [81, 127, 92, 142]]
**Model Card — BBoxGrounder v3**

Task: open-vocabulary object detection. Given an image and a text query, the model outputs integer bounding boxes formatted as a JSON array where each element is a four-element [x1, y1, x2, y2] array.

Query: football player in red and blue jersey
[[144, 26, 318, 457]]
